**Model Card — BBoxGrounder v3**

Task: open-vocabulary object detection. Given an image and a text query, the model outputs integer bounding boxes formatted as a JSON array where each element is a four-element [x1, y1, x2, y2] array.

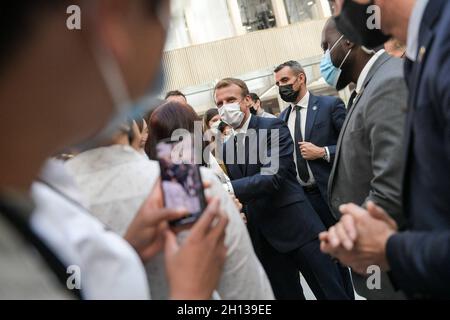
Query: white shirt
[[287, 91, 329, 186], [406, 0, 430, 61], [66, 145, 274, 300], [31, 159, 150, 300], [356, 49, 386, 94], [235, 114, 252, 135]]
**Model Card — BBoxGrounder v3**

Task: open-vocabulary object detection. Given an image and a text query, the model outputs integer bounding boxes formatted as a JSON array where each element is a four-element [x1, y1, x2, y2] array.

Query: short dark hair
[[274, 60, 307, 84], [249, 93, 260, 102], [165, 90, 187, 100], [214, 78, 250, 98]]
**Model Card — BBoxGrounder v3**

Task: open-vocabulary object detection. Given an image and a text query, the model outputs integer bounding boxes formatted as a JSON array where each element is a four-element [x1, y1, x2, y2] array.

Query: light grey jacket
[[328, 52, 407, 226], [328, 52, 408, 300]]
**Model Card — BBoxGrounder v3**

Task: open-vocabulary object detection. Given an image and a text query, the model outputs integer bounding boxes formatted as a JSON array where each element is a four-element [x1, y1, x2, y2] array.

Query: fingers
[[341, 214, 357, 241], [335, 222, 354, 250], [132, 120, 140, 135], [207, 211, 228, 244], [339, 203, 367, 219], [319, 231, 328, 242], [203, 181, 212, 189], [164, 229, 179, 257], [190, 197, 221, 238], [142, 119, 148, 132], [149, 208, 189, 224], [327, 226, 341, 248], [366, 201, 398, 230]]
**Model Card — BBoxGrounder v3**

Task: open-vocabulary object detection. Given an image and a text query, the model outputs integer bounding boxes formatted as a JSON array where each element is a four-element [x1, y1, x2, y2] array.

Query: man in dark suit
[[214, 78, 353, 300], [320, 0, 450, 299], [275, 60, 346, 229]]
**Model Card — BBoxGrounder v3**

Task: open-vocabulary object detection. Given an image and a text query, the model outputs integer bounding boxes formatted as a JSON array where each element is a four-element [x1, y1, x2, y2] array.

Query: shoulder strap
[[0, 200, 82, 299]]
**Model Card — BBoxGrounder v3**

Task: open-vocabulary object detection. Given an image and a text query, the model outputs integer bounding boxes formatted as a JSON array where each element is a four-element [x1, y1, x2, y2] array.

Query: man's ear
[[244, 95, 252, 108], [344, 39, 356, 50]]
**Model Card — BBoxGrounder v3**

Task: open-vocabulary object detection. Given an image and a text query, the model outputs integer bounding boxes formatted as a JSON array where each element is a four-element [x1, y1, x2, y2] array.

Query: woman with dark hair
[[203, 108, 221, 133], [145, 101, 201, 160], [146, 102, 243, 218]]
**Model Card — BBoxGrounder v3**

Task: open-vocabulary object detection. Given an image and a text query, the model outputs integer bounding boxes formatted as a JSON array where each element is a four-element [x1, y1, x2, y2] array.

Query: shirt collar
[[235, 114, 252, 135], [406, 0, 429, 61], [292, 91, 310, 110], [356, 49, 385, 94]]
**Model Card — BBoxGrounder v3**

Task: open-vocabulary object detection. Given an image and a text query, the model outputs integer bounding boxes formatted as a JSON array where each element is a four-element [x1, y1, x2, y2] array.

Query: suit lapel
[[223, 136, 242, 179], [305, 93, 319, 142], [329, 53, 390, 193], [244, 116, 259, 176], [402, 0, 445, 211], [280, 105, 292, 123]]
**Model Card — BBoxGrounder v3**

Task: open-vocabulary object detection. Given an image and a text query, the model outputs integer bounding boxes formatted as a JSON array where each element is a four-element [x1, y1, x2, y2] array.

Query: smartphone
[[156, 136, 207, 227]]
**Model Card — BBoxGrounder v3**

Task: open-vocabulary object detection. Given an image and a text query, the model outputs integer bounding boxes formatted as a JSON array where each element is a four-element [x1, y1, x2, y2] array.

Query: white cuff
[[325, 147, 331, 163]]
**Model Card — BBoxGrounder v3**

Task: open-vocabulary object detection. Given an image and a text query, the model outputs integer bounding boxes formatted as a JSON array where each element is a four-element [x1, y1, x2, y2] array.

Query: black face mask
[[250, 106, 258, 115], [279, 84, 300, 103], [334, 0, 391, 49]]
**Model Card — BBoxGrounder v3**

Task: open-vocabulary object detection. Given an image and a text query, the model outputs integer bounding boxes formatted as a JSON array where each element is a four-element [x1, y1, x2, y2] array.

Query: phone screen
[[156, 137, 206, 226]]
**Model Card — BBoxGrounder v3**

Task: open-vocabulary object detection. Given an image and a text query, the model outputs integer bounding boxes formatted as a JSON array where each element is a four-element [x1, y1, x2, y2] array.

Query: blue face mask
[[320, 35, 352, 88]]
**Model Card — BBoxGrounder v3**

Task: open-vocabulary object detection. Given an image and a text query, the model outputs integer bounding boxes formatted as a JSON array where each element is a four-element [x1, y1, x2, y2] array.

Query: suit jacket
[[328, 52, 407, 226], [279, 93, 346, 200], [385, 0, 450, 299], [222, 115, 325, 253]]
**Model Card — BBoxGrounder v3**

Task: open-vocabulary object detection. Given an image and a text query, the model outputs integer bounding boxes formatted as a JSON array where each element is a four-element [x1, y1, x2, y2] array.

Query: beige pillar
[[227, 0, 247, 36], [317, 0, 332, 18], [271, 0, 289, 27]]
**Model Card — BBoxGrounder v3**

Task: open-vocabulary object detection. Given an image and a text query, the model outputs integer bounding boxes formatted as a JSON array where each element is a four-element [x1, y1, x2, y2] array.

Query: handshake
[[319, 201, 398, 275]]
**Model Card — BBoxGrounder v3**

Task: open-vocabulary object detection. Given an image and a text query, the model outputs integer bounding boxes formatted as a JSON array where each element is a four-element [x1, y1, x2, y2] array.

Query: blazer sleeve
[[363, 76, 407, 225], [231, 119, 295, 203], [386, 231, 450, 298], [387, 23, 450, 299], [327, 98, 346, 161]]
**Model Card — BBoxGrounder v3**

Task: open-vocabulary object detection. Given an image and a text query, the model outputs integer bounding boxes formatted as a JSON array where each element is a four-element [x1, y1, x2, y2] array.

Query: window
[[238, 0, 277, 32]]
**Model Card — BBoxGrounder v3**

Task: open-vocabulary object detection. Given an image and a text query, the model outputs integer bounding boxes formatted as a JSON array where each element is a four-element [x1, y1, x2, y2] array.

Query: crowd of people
[[0, 0, 449, 300]]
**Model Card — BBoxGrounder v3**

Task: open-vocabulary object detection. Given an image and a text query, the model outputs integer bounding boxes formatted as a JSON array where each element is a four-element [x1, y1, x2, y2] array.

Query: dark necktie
[[347, 90, 358, 111], [234, 134, 245, 175], [294, 105, 310, 182]]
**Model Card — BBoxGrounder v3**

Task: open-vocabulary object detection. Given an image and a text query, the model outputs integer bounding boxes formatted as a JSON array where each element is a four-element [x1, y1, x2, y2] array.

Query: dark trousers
[[303, 185, 355, 299], [303, 185, 336, 229], [251, 228, 354, 300]]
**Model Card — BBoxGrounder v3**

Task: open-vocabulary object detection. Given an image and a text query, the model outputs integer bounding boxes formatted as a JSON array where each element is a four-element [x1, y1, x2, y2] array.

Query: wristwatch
[[322, 147, 330, 162]]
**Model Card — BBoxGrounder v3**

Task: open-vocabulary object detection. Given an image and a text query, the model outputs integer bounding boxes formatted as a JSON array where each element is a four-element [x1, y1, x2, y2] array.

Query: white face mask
[[210, 120, 220, 135], [218, 103, 245, 129]]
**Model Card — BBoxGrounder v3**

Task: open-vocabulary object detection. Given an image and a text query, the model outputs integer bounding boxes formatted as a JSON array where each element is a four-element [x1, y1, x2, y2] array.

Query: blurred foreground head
[[331, 0, 415, 48], [0, 0, 169, 185]]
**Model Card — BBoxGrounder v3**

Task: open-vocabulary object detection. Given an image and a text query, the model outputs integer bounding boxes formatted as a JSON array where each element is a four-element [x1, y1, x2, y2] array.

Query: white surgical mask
[[218, 103, 245, 129], [210, 121, 220, 135]]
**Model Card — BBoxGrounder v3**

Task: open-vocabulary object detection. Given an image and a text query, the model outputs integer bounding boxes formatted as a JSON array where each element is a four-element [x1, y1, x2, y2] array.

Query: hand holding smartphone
[[156, 136, 207, 227]]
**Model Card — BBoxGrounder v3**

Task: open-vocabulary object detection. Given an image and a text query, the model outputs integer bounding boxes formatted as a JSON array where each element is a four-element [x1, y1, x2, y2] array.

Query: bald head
[[321, 18, 344, 52]]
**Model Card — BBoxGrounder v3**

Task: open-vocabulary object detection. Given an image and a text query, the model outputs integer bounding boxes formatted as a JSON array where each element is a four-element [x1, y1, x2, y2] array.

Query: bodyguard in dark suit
[[388, 0, 450, 299], [214, 78, 353, 300], [319, 0, 450, 299], [275, 60, 346, 228]]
